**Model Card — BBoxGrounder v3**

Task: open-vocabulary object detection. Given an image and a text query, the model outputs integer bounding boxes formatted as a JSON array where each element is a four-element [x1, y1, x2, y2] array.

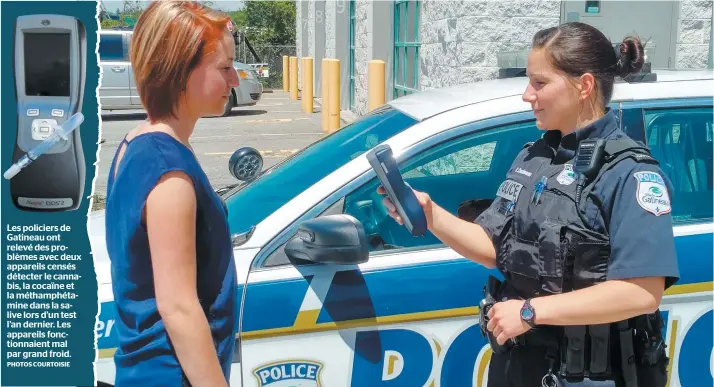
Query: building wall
[[420, 0, 560, 90], [323, 0, 351, 110], [308, 0, 315, 60], [373, 1, 394, 105], [315, 1, 326, 97], [354, 0, 373, 115], [296, 1, 303, 88], [676, 0, 713, 68], [325, 1, 336, 59], [298, 0, 713, 116]]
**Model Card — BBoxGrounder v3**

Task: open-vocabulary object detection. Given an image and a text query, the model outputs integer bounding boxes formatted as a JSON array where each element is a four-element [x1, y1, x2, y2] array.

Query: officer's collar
[[543, 109, 618, 164]]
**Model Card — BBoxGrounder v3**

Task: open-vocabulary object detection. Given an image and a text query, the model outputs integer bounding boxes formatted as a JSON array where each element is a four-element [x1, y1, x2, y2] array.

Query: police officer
[[379, 22, 678, 387]]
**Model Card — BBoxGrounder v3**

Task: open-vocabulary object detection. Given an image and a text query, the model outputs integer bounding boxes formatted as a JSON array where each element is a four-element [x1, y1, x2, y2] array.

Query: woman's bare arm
[[146, 171, 228, 387]]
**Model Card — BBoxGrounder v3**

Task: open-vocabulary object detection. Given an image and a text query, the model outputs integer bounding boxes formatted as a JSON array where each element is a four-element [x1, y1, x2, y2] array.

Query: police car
[[90, 67, 713, 387]]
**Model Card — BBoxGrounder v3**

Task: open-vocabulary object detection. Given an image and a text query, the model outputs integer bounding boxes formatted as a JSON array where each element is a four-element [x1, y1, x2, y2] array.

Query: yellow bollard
[[282, 56, 289, 92], [300, 57, 305, 109], [327, 59, 341, 133], [303, 57, 314, 113], [368, 60, 386, 112], [321, 58, 330, 133], [289, 56, 298, 100]]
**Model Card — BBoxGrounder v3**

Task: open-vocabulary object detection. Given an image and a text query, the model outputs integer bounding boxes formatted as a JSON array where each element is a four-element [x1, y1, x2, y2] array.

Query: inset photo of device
[[7, 14, 87, 212]]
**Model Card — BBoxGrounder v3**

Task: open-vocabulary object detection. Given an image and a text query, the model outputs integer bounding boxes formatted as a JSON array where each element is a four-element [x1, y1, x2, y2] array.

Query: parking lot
[[92, 91, 324, 210]]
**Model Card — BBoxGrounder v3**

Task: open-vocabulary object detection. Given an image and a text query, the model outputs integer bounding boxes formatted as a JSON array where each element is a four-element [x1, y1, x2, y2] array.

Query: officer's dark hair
[[532, 22, 645, 107]]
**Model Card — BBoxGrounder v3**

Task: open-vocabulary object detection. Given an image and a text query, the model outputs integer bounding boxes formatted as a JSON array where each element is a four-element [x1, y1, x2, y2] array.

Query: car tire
[[222, 92, 235, 117]]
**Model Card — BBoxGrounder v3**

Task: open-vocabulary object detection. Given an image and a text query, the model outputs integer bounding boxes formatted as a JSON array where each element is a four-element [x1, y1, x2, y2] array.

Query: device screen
[[24, 32, 71, 97]]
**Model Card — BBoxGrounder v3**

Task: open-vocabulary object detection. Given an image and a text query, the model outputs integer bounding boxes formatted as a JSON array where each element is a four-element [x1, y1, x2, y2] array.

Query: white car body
[[90, 70, 714, 387]]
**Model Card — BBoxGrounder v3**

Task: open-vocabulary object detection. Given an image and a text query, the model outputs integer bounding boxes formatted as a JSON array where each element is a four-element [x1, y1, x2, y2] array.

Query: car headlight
[[236, 69, 255, 80]]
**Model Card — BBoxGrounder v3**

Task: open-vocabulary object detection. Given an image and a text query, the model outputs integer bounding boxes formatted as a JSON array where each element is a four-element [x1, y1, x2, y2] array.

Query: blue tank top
[[105, 132, 237, 386]]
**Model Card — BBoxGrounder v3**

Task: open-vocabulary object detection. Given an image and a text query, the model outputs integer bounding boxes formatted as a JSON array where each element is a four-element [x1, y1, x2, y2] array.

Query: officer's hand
[[377, 186, 432, 227], [486, 299, 532, 346]]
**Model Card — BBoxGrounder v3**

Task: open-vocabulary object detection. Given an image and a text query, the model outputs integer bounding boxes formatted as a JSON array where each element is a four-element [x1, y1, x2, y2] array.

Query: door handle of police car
[[111, 66, 126, 73]]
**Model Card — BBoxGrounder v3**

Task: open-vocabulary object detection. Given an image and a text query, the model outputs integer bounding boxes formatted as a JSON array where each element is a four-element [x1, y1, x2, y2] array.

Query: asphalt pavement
[[91, 91, 324, 210]]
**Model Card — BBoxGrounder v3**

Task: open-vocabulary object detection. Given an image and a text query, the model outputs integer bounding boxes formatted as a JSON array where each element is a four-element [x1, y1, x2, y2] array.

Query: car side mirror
[[284, 215, 369, 265], [229, 147, 263, 182]]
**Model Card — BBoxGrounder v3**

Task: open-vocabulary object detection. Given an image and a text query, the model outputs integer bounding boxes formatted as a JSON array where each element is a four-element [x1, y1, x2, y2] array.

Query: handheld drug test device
[[9, 15, 87, 211], [367, 144, 427, 236]]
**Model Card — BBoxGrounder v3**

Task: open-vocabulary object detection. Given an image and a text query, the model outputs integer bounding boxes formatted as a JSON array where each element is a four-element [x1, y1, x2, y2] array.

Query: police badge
[[557, 164, 577, 186]]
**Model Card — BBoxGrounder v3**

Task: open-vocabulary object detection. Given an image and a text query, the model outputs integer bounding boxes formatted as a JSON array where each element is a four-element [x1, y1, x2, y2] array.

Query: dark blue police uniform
[[475, 110, 679, 387], [105, 132, 237, 387]]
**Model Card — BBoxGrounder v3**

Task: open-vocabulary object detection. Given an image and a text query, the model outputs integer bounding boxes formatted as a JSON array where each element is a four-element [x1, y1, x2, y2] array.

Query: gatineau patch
[[634, 172, 671, 216], [556, 164, 577, 186]]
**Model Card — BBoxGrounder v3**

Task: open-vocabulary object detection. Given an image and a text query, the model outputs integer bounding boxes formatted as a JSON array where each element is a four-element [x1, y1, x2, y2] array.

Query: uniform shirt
[[105, 132, 237, 386], [476, 110, 680, 289]]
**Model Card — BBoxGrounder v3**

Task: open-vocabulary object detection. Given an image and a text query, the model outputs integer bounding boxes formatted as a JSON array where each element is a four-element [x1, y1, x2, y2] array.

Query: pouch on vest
[[561, 325, 586, 378], [588, 324, 612, 377], [538, 219, 566, 294]]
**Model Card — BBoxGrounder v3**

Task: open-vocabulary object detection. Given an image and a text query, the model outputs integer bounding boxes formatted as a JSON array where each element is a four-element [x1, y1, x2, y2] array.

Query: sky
[[101, 0, 245, 13]]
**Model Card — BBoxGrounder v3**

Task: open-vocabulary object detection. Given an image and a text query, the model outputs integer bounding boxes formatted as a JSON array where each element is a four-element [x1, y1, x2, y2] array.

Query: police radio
[[367, 144, 427, 237], [9, 15, 87, 211], [573, 139, 606, 203]]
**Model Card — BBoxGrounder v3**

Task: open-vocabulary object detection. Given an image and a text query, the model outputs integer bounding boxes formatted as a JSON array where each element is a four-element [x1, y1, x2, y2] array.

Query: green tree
[[227, 10, 248, 31], [244, 0, 295, 45], [99, 0, 143, 29]]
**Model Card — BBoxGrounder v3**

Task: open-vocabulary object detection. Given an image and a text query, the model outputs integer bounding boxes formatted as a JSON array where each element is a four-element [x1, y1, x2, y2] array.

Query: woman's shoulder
[[125, 131, 195, 169]]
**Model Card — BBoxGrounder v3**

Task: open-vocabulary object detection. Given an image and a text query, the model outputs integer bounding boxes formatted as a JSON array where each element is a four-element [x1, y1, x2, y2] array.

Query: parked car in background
[[229, 60, 263, 115], [98, 29, 262, 117]]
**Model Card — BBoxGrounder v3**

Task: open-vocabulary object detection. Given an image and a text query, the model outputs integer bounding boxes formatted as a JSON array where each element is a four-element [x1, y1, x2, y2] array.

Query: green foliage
[[244, 0, 296, 45], [99, 0, 142, 29], [226, 10, 248, 30]]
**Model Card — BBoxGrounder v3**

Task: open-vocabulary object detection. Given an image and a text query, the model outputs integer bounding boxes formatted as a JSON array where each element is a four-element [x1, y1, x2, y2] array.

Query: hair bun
[[616, 37, 645, 77]]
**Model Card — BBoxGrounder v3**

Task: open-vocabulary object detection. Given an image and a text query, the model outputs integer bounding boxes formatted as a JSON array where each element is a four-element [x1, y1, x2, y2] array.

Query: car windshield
[[223, 105, 418, 235]]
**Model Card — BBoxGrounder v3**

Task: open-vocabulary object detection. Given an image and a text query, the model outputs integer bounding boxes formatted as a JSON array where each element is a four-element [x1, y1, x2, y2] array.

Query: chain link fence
[[236, 44, 296, 90]]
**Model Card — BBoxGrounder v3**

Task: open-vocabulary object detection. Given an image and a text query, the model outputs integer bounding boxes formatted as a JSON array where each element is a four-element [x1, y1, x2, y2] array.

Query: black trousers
[[487, 345, 669, 387]]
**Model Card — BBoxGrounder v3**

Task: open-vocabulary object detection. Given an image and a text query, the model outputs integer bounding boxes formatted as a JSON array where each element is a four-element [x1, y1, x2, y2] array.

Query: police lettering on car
[[380, 22, 679, 387], [253, 361, 323, 387]]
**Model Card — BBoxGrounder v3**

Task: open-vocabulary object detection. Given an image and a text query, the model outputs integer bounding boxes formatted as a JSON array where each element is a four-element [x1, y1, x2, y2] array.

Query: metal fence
[[236, 43, 296, 89]]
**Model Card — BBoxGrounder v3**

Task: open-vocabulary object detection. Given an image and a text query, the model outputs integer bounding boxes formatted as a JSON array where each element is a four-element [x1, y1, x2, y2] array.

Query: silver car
[[98, 29, 263, 117]]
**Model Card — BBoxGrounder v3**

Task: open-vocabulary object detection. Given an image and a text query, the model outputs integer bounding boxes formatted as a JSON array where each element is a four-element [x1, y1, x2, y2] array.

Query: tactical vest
[[494, 136, 659, 383]]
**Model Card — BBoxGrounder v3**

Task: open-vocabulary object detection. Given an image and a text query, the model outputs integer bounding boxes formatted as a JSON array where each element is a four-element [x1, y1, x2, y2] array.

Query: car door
[[98, 33, 131, 108], [620, 97, 713, 387], [237, 112, 545, 387], [124, 32, 142, 107]]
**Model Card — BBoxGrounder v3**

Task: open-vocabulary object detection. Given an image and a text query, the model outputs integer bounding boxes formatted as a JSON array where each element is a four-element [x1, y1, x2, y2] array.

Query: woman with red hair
[[104, 2, 239, 386]]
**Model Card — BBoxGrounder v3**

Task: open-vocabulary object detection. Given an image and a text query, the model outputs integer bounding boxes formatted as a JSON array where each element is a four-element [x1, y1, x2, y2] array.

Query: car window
[[98, 34, 125, 61], [262, 119, 542, 267], [644, 107, 713, 223], [224, 105, 418, 235], [402, 141, 496, 178], [619, 107, 645, 142]]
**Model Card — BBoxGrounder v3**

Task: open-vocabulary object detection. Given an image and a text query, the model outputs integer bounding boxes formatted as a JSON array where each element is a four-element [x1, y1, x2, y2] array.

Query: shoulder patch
[[633, 171, 671, 216]]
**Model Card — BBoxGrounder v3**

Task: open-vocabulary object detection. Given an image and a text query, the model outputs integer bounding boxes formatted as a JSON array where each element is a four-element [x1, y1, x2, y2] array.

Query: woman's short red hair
[[130, 1, 231, 121]]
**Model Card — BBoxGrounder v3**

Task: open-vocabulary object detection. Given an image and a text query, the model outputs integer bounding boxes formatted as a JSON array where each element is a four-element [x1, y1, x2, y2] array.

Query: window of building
[[393, 0, 421, 98]]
